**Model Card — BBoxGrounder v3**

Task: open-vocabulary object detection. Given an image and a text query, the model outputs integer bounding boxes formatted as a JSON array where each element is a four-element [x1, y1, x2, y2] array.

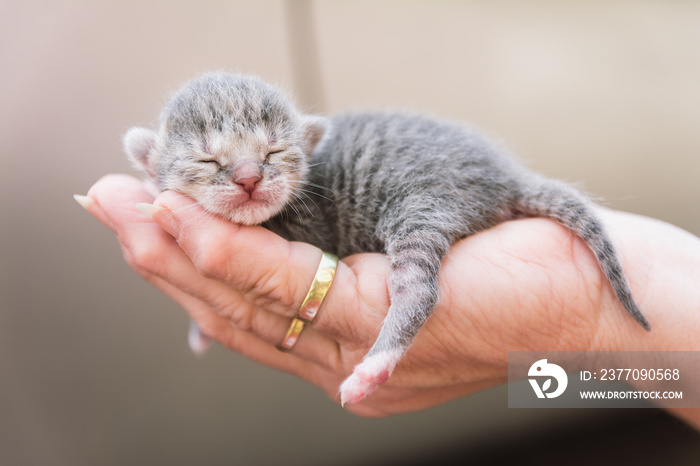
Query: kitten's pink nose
[[235, 175, 261, 194], [234, 161, 262, 194]]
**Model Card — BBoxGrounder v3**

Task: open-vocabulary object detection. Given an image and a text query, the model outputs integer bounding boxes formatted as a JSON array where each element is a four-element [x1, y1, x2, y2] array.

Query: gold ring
[[297, 251, 338, 323], [276, 251, 339, 352], [277, 317, 305, 352]]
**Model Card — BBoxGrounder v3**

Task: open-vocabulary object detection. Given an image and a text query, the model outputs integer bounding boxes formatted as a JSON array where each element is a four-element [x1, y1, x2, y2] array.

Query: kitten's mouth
[[210, 189, 285, 225], [221, 193, 270, 211]]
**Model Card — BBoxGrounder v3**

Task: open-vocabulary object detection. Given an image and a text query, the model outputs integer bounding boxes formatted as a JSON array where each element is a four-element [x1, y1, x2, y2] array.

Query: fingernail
[[135, 202, 164, 219], [73, 194, 94, 210]]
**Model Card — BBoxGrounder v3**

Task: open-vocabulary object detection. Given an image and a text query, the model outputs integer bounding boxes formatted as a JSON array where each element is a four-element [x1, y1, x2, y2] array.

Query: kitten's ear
[[300, 115, 327, 156], [123, 127, 157, 176]]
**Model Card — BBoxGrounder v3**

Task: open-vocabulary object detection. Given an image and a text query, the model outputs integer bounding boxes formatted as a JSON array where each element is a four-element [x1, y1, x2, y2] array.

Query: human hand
[[79, 174, 698, 419]]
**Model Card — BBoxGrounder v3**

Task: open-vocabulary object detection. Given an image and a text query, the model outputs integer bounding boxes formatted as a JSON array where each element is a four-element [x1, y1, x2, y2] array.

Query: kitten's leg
[[340, 229, 451, 405]]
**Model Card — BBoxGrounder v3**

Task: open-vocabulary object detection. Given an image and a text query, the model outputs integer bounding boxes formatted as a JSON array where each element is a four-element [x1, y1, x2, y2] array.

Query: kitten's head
[[124, 72, 325, 225]]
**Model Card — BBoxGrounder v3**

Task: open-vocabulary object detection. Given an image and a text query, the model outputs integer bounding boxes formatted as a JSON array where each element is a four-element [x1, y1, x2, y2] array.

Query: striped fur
[[125, 73, 650, 403]]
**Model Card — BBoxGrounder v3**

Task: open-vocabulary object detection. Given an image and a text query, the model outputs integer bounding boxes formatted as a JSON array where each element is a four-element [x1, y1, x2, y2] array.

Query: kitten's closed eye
[[265, 149, 284, 162], [198, 159, 221, 168]]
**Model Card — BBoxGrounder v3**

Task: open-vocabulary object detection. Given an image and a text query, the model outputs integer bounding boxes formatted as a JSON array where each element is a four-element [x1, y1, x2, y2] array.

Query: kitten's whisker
[[288, 202, 304, 224], [289, 187, 320, 210], [166, 202, 204, 217], [152, 203, 208, 230], [299, 192, 319, 211], [296, 187, 333, 203], [179, 209, 212, 231], [304, 181, 333, 193], [294, 194, 314, 217]]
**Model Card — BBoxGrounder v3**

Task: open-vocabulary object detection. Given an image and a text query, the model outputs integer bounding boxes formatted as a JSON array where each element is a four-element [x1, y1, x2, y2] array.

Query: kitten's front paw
[[339, 350, 403, 406], [188, 319, 212, 356]]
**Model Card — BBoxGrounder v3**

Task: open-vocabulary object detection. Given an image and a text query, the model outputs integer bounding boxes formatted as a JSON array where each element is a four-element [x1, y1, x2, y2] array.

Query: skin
[[124, 73, 648, 403], [82, 174, 700, 426]]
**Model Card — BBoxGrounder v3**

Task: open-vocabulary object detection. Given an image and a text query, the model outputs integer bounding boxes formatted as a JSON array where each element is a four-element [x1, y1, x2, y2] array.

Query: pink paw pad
[[339, 374, 379, 406], [358, 369, 389, 385], [339, 350, 403, 406]]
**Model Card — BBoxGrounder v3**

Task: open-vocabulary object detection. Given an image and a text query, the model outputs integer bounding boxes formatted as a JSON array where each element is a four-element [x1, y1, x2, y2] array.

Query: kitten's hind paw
[[339, 349, 403, 406]]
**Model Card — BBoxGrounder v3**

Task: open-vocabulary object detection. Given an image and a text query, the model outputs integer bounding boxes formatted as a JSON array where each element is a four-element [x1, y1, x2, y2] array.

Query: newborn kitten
[[124, 72, 650, 405]]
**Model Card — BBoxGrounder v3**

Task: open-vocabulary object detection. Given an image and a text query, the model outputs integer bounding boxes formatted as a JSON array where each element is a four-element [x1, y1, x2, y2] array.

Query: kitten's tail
[[514, 175, 651, 331]]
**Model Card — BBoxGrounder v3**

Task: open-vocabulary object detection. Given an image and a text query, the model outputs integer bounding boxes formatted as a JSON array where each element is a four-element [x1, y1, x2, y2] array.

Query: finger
[[149, 190, 323, 307], [148, 191, 375, 344], [80, 174, 157, 231], [122, 239, 342, 370], [137, 266, 344, 386], [88, 176, 235, 304], [131, 255, 350, 404], [145, 272, 313, 375], [125, 244, 342, 372], [88, 177, 343, 369]]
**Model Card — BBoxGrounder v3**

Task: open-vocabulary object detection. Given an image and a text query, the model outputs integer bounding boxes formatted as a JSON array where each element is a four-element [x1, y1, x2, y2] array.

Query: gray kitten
[[124, 72, 650, 405]]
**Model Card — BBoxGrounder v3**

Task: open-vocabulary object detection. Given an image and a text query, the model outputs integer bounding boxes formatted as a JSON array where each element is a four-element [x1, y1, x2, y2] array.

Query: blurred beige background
[[1, 1, 699, 465]]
